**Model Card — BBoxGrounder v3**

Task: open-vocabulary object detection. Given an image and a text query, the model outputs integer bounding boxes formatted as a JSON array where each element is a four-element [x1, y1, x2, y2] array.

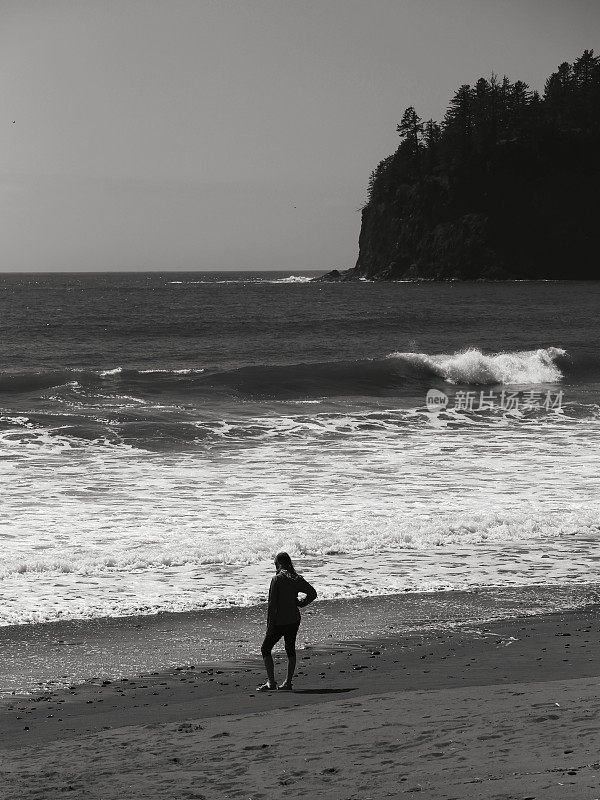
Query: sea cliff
[[317, 50, 600, 282]]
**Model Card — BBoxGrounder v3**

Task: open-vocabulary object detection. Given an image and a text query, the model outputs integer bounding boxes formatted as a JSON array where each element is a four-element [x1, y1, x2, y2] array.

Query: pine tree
[[509, 80, 531, 137], [423, 119, 442, 149], [366, 154, 395, 204], [572, 49, 600, 128], [443, 85, 473, 162], [572, 49, 598, 91], [397, 106, 423, 150]]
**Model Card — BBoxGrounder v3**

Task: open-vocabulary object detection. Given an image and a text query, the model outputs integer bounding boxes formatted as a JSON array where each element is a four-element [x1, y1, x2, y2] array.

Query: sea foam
[[388, 347, 566, 384]]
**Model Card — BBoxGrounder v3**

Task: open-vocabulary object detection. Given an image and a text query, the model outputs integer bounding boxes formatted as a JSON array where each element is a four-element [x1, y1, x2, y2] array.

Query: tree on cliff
[[358, 49, 600, 280], [442, 85, 473, 163], [396, 107, 423, 162], [544, 51, 600, 130]]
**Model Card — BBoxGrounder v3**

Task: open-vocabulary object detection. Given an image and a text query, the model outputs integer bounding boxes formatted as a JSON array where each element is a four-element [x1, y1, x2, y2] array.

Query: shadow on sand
[[293, 688, 357, 695]]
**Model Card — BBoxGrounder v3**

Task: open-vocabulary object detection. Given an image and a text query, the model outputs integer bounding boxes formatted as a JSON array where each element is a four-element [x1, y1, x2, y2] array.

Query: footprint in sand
[[177, 723, 204, 733]]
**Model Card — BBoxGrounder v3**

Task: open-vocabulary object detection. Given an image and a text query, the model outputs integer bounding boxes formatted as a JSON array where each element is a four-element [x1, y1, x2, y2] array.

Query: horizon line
[[0, 268, 331, 275]]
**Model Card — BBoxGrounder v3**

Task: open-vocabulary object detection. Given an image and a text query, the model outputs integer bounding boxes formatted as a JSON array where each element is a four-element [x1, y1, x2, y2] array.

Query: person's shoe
[[256, 681, 276, 692], [278, 681, 293, 691]]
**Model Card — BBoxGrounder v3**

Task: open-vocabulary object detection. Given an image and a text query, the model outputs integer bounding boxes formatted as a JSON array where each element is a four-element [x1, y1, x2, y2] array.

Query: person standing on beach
[[257, 552, 317, 692]]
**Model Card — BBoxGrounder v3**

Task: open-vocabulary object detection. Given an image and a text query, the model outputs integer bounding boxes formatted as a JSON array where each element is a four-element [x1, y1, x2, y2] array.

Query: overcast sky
[[1, 0, 597, 272]]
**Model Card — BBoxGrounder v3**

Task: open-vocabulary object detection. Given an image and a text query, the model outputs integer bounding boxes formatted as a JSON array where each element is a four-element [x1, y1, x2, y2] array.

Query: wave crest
[[388, 347, 566, 385], [1, 509, 596, 581], [0, 347, 569, 408], [268, 275, 312, 284]]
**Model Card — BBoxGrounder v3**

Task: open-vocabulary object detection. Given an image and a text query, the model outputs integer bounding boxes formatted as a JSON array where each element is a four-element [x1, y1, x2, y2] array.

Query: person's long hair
[[275, 551, 299, 579]]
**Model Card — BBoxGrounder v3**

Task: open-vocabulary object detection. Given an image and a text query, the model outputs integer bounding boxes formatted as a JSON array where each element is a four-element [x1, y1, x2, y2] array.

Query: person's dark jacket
[[267, 570, 317, 627]]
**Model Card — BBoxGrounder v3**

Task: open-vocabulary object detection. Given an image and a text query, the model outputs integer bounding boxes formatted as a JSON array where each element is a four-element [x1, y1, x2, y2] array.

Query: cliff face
[[316, 51, 600, 282], [355, 183, 498, 280], [354, 135, 600, 281]]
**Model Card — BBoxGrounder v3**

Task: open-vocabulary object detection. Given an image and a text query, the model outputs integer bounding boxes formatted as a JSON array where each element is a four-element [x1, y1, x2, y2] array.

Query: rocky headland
[[317, 50, 600, 282]]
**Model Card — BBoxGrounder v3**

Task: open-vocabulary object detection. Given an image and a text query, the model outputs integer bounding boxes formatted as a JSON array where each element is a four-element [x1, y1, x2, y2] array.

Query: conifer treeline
[[367, 50, 600, 206]]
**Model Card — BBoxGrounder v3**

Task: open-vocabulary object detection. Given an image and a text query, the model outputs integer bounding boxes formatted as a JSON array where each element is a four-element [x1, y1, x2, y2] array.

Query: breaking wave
[[168, 275, 313, 285], [268, 275, 312, 284], [0, 347, 571, 407], [387, 346, 567, 385], [2, 509, 598, 581]]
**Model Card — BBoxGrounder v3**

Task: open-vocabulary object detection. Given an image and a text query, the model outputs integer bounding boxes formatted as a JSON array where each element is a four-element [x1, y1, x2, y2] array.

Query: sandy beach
[[4, 4, 600, 798], [2, 602, 599, 799]]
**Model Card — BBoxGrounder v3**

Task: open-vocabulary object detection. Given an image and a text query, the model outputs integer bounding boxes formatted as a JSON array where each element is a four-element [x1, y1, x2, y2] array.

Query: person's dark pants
[[261, 621, 300, 659]]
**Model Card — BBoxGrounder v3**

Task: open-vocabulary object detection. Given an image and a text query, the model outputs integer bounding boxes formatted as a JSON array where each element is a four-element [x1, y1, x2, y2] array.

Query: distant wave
[[179, 347, 567, 398], [0, 367, 203, 394], [387, 347, 566, 385], [137, 368, 205, 375], [0, 347, 569, 403], [268, 275, 312, 284], [168, 275, 313, 285]]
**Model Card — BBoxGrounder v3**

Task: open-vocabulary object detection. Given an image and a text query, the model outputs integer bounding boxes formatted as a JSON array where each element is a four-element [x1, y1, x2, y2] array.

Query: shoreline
[[2, 603, 600, 798], [1, 583, 598, 696]]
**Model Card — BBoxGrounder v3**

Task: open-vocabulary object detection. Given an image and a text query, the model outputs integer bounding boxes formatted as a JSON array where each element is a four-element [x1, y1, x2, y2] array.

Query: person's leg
[[279, 621, 300, 689], [258, 627, 281, 689]]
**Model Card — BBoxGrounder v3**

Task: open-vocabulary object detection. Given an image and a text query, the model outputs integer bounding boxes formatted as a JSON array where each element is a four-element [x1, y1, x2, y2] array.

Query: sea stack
[[319, 51, 600, 282]]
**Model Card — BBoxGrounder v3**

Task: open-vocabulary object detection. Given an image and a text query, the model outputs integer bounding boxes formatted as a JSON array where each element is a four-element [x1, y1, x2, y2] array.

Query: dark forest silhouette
[[321, 51, 600, 281]]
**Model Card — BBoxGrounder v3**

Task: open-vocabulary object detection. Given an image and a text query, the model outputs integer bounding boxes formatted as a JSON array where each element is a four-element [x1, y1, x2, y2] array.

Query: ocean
[[1, 272, 599, 633]]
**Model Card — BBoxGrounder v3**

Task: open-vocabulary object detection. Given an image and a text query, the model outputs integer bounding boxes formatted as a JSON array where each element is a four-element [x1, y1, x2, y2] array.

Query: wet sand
[[2, 604, 600, 799], [1, 584, 596, 696]]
